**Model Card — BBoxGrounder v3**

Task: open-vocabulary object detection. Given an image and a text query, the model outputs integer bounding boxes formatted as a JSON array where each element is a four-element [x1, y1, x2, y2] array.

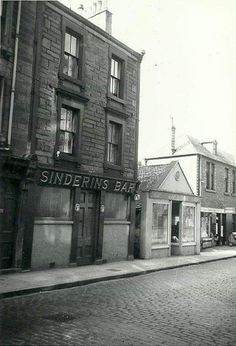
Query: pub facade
[[0, 1, 143, 271]]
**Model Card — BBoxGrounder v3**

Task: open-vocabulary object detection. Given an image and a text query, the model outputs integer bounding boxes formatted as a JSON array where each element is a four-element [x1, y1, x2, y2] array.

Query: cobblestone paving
[[0, 259, 236, 346]]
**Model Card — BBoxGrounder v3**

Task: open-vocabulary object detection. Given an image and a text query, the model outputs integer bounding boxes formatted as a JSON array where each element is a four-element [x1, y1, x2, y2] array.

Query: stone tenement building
[[0, 1, 143, 271]]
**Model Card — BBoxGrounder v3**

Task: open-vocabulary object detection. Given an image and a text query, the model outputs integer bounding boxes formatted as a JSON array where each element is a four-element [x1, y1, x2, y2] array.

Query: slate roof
[[174, 136, 235, 166], [138, 161, 177, 191]]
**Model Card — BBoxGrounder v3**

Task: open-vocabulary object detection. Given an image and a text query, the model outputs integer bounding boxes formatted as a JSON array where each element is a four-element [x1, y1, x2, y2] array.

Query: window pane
[[65, 33, 71, 53], [63, 54, 69, 75], [182, 206, 195, 242], [152, 203, 168, 244], [70, 35, 77, 56], [35, 187, 71, 219], [104, 192, 129, 219], [60, 108, 66, 130], [66, 109, 73, 131]]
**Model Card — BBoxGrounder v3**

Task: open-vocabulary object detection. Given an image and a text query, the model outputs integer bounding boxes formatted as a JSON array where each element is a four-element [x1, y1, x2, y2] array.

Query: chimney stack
[[213, 140, 217, 155], [84, 0, 113, 35], [171, 117, 176, 155]]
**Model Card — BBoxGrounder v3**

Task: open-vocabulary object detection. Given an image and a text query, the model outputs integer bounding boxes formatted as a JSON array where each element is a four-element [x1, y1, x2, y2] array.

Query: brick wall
[[200, 156, 236, 209]]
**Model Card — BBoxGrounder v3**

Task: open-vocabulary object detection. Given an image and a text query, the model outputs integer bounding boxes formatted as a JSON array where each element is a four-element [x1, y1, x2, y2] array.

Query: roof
[[138, 161, 176, 191], [174, 136, 235, 166]]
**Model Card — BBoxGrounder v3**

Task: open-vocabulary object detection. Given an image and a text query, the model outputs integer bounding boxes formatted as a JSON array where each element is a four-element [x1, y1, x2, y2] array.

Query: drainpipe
[[7, 0, 22, 147]]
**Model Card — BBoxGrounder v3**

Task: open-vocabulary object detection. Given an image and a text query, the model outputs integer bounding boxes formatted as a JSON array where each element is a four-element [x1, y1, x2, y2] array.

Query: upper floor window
[[59, 106, 77, 154], [63, 31, 80, 79], [206, 162, 215, 190], [232, 170, 236, 194], [225, 168, 229, 193], [107, 120, 122, 165], [110, 56, 123, 98]]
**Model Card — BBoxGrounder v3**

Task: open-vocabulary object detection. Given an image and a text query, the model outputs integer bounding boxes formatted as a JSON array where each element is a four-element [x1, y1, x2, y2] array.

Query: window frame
[[225, 167, 229, 194], [105, 114, 125, 170], [108, 48, 127, 103], [232, 170, 236, 195], [55, 96, 84, 163], [60, 18, 85, 86], [205, 161, 215, 191]]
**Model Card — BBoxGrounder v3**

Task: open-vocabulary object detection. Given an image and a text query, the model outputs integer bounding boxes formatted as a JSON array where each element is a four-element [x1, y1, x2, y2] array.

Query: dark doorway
[[171, 201, 181, 242], [0, 179, 19, 269]]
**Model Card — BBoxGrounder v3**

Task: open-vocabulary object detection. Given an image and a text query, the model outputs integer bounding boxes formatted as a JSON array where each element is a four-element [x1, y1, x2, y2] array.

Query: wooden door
[[0, 180, 19, 269], [73, 190, 98, 266]]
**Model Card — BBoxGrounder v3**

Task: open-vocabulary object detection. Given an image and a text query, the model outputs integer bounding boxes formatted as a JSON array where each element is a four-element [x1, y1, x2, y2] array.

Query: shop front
[[201, 207, 236, 248], [138, 162, 201, 259]]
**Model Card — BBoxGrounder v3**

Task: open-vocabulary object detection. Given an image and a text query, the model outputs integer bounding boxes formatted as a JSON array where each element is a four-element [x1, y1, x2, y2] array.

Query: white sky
[[61, 0, 236, 162]]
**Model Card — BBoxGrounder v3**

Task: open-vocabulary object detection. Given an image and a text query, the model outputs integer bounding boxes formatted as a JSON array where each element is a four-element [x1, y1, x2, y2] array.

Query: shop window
[[0, 78, 5, 133], [182, 206, 195, 243], [104, 192, 129, 220], [152, 203, 169, 245], [206, 161, 215, 190], [59, 106, 77, 154], [35, 187, 71, 219], [225, 168, 229, 193], [232, 170, 236, 194]]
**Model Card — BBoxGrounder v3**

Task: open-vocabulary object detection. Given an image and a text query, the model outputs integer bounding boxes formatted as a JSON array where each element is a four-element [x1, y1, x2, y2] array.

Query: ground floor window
[[182, 205, 195, 242], [152, 203, 169, 245], [35, 187, 71, 219]]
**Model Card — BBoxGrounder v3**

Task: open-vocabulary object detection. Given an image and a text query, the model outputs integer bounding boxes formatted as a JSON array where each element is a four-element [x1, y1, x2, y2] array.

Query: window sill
[[54, 152, 80, 163], [205, 189, 216, 193], [151, 244, 169, 249], [224, 192, 230, 196], [59, 72, 85, 89], [182, 242, 196, 246], [107, 93, 126, 105], [104, 162, 123, 172], [232, 193, 236, 197]]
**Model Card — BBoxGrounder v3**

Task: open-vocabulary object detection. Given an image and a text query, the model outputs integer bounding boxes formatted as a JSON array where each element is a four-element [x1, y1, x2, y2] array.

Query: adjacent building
[[137, 161, 201, 259], [144, 136, 236, 248], [0, 1, 143, 271]]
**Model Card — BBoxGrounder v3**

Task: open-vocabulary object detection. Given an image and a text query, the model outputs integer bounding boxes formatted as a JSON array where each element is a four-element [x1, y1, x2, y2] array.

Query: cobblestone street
[[0, 259, 236, 346]]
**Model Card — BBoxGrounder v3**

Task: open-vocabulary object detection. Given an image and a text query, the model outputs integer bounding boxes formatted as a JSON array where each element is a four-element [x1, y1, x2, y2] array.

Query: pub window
[[35, 187, 71, 219], [59, 106, 78, 154], [232, 170, 235, 194], [107, 120, 122, 165], [110, 56, 123, 98], [152, 203, 169, 245], [63, 31, 80, 79], [206, 161, 215, 190], [225, 168, 229, 193]]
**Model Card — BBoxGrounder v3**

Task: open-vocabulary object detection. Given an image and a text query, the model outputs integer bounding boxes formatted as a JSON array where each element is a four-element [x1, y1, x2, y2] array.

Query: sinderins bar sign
[[39, 169, 137, 193]]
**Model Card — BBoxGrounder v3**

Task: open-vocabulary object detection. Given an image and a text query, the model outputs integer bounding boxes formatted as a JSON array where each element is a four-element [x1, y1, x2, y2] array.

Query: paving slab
[[0, 246, 235, 299]]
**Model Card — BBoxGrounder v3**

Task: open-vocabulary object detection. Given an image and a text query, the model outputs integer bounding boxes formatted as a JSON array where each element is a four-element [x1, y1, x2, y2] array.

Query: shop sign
[[38, 169, 138, 194], [224, 207, 236, 214]]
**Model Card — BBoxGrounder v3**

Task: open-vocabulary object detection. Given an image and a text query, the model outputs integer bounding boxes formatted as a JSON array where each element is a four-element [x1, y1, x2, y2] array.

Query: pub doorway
[[71, 190, 99, 266]]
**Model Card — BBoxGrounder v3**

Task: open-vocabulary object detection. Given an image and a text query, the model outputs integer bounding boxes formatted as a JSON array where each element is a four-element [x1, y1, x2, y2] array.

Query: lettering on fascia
[[39, 170, 136, 193]]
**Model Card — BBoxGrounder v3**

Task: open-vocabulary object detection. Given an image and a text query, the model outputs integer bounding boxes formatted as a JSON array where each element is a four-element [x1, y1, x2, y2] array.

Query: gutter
[[7, 0, 22, 147]]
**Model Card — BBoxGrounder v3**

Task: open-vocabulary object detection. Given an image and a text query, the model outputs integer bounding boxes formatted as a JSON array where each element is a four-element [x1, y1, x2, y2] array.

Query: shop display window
[[35, 187, 71, 219], [182, 206, 195, 242], [152, 203, 169, 245]]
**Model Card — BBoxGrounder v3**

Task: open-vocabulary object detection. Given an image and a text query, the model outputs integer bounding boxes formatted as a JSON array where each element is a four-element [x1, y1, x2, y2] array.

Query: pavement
[[0, 246, 236, 299]]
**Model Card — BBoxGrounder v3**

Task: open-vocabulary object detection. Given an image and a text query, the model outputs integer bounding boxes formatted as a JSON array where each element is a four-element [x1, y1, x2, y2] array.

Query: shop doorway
[[0, 179, 19, 269], [171, 201, 181, 255], [72, 190, 99, 266]]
